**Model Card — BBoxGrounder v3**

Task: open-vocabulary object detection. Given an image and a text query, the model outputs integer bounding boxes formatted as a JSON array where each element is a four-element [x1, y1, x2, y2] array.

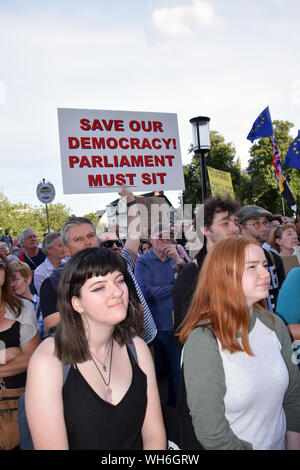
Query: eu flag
[[285, 130, 300, 170], [247, 106, 273, 143]]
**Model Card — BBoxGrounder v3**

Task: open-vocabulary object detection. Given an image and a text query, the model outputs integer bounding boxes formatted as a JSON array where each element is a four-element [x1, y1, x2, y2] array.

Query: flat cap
[[237, 205, 273, 224]]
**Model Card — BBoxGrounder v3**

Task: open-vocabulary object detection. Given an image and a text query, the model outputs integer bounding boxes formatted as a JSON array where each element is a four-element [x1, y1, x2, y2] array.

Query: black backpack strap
[[63, 364, 70, 384], [127, 340, 138, 364]]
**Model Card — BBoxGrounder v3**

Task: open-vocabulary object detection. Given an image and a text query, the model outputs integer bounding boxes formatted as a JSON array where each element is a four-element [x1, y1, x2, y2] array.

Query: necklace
[[90, 340, 112, 372], [90, 340, 114, 403]]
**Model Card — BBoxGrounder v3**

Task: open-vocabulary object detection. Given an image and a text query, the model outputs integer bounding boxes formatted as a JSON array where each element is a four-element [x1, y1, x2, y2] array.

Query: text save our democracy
[[66, 117, 179, 188]]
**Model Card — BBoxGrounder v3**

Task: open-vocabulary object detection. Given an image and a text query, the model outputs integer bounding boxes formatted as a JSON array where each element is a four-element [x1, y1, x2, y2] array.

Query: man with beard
[[173, 195, 240, 342]]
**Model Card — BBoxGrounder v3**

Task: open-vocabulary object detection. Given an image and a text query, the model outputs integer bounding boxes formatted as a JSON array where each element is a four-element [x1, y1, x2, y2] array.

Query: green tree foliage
[[83, 212, 100, 228], [83, 212, 107, 233], [182, 121, 299, 216], [183, 130, 248, 206], [0, 192, 72, 240], [241, 120, 300, 215]]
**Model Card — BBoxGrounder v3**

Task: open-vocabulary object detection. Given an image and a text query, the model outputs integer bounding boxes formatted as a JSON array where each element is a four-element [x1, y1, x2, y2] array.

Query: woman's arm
[[2, 347, 22, 363], [287, 324, 300, 341], [119, 185, 141, 261], [25, 338, 69, 450], [133, 337, 166, 450], [0, 333, 40, 377], [286, 431, 300, 450]]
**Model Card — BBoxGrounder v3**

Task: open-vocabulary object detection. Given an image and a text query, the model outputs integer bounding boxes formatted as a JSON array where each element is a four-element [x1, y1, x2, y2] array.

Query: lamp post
[[189, 116, 211, 202]]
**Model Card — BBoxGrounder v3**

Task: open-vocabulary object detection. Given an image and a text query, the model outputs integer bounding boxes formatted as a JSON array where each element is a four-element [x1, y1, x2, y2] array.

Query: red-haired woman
[[0, 253, 40, 449], [179, 236, 300, 450]]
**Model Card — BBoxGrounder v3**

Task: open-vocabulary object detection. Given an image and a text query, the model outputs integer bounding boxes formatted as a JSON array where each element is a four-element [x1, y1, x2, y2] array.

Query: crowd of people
[[0, 186, 300, 451]]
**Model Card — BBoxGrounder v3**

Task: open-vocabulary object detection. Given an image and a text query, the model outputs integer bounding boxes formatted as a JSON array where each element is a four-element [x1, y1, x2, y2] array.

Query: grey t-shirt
[[183, 308, 300, 450]]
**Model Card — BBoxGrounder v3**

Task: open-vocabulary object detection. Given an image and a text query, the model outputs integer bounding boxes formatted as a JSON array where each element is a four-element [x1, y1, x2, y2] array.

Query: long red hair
[[178, 236, 266, 355]]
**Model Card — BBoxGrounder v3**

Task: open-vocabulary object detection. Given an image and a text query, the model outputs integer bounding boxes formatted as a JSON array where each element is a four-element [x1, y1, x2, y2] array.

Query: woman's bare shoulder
[[27, 336, 66, 392], [28, 336, 60, 369], [130, 336, 155, 372]]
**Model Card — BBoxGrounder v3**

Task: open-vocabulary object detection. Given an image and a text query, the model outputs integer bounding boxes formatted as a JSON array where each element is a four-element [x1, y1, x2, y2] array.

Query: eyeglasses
[[275, 224, 284, 232], [24, 234, 38, 240], [245, 221, 270, 229], [100, 239, 123, 249]]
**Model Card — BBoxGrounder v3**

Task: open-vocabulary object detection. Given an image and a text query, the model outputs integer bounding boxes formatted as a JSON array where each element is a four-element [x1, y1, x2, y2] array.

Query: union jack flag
[[273, 135, 296, 212]]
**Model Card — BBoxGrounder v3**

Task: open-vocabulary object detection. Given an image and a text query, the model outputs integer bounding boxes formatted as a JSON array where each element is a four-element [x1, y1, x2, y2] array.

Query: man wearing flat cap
[[238, 205, 285, 313]]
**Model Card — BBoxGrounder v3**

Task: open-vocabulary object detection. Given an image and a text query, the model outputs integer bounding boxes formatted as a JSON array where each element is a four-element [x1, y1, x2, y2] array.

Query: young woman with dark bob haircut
[[179, 236, 300, 450], [26, 247, 166, 450]]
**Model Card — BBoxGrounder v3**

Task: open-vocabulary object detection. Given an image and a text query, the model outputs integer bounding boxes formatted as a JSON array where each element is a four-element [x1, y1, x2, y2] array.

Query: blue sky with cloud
[[0, 0, 299, 215]]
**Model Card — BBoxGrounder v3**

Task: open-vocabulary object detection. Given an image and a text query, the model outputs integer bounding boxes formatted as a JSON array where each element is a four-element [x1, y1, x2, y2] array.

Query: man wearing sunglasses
[[99, 238, 123, 252], [238, 205, 285, 313]]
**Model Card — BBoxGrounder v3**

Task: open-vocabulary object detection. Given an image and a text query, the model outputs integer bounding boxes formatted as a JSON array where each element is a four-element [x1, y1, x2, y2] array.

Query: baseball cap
[[237, 205, 273, 224]]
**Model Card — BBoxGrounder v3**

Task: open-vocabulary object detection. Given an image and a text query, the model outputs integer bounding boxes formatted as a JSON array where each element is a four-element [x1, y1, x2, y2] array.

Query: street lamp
[[189, 116, 211, 202]]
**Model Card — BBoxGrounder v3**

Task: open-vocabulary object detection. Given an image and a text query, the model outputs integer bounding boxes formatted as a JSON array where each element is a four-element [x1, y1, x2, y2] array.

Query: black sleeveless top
[[62, 346, 147, 450], [0, 321, 27, 388]]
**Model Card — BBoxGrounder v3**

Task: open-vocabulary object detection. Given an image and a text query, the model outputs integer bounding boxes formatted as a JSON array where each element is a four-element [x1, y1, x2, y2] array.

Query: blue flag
[[247, 106, 273, 143], [285, 130, 300, 170]]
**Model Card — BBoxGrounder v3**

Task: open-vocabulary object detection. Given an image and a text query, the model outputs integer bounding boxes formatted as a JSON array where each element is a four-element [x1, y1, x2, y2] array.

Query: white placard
[[57, 108, 185, 194]]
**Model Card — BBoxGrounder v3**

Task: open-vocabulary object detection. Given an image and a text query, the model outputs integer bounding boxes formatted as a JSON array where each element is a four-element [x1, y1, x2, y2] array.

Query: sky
[[0, 0, 300, 216]]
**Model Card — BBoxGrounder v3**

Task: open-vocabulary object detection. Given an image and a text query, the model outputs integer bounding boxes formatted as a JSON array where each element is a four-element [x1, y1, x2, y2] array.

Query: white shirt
[[33, 257, 67, 295], [33, 257, 55, 296], [5, 299, 39, 348]]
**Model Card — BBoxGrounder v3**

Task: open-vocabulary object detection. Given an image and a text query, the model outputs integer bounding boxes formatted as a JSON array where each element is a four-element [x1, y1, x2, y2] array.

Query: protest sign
[[57, 108, 185, 194], [207, 166, 235, 198], [36, 180, 55, 204]]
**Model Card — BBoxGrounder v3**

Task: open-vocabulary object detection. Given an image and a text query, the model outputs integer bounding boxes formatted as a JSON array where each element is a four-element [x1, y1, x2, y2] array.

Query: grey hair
[[42, 232, 61, 256], [61, 217, 96, 247], [0, 242, 9, 253], [19, 228, 37, 247]]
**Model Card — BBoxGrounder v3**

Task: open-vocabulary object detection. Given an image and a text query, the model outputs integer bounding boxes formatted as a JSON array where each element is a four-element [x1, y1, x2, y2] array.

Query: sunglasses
[[100, 239, 123, 249]]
